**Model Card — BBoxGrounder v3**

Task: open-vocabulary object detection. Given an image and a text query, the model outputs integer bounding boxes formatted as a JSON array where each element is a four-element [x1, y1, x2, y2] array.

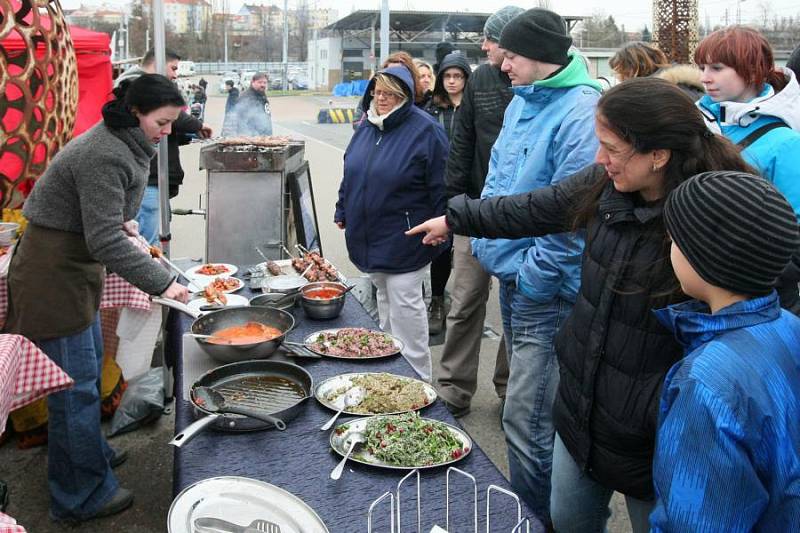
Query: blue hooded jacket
[[472, 53, 600, 303], [335, 66, 449, 273], [651, 292, 800, 532], [697, 86, 800, 219]]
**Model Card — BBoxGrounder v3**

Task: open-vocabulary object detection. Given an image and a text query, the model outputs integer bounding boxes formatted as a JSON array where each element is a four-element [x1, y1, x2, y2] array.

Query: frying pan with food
[[170, 360, 313, 448], [153, 297, 295, 363]]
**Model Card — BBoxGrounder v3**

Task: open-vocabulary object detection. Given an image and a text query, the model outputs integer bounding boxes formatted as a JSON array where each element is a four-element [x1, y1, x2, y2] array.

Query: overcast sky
[[60, 0, 800, 33]]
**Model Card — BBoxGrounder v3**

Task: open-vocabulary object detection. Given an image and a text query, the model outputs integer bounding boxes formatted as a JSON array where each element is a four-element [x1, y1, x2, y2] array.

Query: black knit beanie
[[664, 171, 800, 297], [499, 8, 572, 66]]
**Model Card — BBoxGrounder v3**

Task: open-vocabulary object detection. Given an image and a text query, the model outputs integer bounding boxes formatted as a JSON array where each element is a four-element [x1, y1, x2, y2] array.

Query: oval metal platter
[[314, 372, 437, 415], [330, 415, 472, 471], [303, 328, 403, 360]]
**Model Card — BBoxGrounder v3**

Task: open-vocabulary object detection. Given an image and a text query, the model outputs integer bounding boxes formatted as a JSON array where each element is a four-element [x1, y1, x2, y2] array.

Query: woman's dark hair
[[113, 73, 185, 114], [572, 77, 757, 296], [608, 42, 669, 80]]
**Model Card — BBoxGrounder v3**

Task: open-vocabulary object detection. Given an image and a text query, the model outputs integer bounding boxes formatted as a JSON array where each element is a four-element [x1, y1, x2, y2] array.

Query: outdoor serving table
[[171, 271, 541, 532]]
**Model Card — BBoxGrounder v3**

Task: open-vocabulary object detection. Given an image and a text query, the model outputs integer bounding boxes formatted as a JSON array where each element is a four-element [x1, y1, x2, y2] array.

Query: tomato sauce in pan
[[206, 322, 283, 345], [304, 288, 342, 300]]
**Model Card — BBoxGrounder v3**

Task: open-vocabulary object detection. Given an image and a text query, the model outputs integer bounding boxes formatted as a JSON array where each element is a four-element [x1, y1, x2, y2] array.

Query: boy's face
[[670, 241, 706, 299]]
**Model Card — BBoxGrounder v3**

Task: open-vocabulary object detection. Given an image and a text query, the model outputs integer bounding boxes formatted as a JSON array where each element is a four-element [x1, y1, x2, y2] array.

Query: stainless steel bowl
[[300, 281, 346, 320], [262, 275, 307, 295], [249, 292, 296, 311]]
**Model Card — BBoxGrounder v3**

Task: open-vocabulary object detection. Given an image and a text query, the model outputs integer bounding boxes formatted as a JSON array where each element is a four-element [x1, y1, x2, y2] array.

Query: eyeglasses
[[443, 73, 465, 81], [371, 89, 401, 99]]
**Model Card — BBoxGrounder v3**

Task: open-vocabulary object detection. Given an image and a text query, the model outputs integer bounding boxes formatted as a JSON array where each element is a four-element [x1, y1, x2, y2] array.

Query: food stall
[[198, 138, 313, 266], [166, 254, 541, 532]]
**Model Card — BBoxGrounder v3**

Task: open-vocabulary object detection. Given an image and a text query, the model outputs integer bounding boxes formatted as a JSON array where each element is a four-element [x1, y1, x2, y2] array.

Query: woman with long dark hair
[[408, 77, 755, 532], [5, 73, 189, 523]]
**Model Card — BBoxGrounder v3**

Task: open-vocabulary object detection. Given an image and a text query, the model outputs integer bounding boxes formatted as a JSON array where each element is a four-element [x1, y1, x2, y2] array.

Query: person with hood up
[[423, 51, 472, 335], [334, 65, 449, 382], [695, 26, 800, 313], [434, 7, 602, 525]]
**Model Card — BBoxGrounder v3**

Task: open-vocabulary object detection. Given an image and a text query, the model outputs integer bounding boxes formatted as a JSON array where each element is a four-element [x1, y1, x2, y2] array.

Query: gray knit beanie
[[483, 6, 525, 42], [664, 171, 800, 297]]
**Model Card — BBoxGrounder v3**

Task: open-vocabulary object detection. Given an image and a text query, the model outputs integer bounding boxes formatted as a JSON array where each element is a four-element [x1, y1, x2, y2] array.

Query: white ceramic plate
[[187, 294, 249, 315], [188, 277, 244, 294], [168, 476, 328, 533], [330, 415, 472, 470], [315, 372, 437, 415], [185, 263, 238, 279]]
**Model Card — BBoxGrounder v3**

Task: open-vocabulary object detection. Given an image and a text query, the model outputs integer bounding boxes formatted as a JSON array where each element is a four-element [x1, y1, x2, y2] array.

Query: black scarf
[[101, 98, 139, 129]]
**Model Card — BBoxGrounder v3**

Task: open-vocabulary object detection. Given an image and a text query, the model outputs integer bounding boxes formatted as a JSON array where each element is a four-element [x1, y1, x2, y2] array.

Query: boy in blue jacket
[[651, 171, 800, 532]]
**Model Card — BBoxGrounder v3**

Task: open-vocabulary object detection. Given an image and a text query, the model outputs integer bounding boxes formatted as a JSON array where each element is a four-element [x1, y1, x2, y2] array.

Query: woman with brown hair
[[408, 77, 755, 532], [608, 42, 668, 81], [610, 42, 704, 100]]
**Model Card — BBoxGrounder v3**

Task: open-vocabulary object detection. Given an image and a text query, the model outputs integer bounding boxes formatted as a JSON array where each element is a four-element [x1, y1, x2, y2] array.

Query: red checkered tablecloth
[[0, 334, 73, 435]]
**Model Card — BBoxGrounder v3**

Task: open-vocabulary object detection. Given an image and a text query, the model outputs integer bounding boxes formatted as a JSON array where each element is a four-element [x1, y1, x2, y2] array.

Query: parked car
[[269, 76, 284, 90], [290, 78, 309, 90]]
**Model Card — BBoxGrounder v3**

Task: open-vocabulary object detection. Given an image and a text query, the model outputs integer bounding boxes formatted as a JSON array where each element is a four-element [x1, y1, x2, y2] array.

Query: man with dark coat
[[224, 79, 240, 115], [435, 6, 523, 419], [222, 72, 272, 136], [116, 49, 212, 244]]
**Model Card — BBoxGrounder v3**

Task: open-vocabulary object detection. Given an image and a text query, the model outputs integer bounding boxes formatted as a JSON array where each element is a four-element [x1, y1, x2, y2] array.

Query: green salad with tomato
[[359, 412, 468, 467]]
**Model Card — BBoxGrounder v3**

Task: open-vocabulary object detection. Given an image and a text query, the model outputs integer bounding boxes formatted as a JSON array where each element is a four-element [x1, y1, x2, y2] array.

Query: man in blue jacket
[[470, 8, 601, 525]]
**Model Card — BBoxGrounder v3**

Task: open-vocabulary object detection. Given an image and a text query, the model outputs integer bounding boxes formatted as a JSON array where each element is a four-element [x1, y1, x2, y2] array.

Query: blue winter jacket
[[335, 66, 449, 274], [651, 292, 800, 532], [698, 88, 800, 219], [472, 53, 600, 303]]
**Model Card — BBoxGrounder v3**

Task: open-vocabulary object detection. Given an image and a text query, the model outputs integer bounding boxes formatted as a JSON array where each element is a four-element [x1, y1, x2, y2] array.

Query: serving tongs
[[139, 236, 221, 304]]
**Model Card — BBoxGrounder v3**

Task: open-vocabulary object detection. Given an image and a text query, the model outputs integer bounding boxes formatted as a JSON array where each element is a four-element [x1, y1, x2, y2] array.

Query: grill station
[[199, 139, 312, 266]]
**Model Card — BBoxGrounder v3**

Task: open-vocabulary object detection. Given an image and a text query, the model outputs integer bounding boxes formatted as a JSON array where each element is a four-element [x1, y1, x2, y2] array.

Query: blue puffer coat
[[335, 65, 449, 273], [472, 53, 600, 303]]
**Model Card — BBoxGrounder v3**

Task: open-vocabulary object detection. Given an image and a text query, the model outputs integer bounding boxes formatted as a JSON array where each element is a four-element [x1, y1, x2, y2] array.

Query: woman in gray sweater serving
[[4, 74, 189, 523]]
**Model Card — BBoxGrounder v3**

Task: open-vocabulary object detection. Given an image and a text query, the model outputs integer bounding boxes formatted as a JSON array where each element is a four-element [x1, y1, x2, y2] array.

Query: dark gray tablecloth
[[171, 279, 541, 532]]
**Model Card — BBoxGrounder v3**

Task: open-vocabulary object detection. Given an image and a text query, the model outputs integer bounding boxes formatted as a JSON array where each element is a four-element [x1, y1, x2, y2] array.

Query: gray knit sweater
[[23, 122, 175, 295]]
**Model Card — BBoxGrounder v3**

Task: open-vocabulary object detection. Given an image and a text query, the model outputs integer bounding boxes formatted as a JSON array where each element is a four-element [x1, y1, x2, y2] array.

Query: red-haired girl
[[695, 27, 800, 213]]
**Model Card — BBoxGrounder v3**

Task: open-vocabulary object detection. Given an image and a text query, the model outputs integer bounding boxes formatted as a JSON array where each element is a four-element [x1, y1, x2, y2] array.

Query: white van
[[177, 61, 196, 77]]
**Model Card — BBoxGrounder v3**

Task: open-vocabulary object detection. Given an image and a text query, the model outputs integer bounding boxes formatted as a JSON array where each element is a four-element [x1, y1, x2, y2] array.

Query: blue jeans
[[39, 317, 119, 520], [135, 185, 160, 245], [499, 281, 572, 526], [550, 434, 655, 533]]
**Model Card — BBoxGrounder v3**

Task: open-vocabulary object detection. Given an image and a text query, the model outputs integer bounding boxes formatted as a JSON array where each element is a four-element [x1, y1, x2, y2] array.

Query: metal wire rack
[[367, 467, 532, 533]]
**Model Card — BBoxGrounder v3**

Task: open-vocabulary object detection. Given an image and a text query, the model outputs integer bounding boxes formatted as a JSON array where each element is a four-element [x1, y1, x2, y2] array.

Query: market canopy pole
[[152, 0, 172, 257], [379, 0, 389, 65]]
